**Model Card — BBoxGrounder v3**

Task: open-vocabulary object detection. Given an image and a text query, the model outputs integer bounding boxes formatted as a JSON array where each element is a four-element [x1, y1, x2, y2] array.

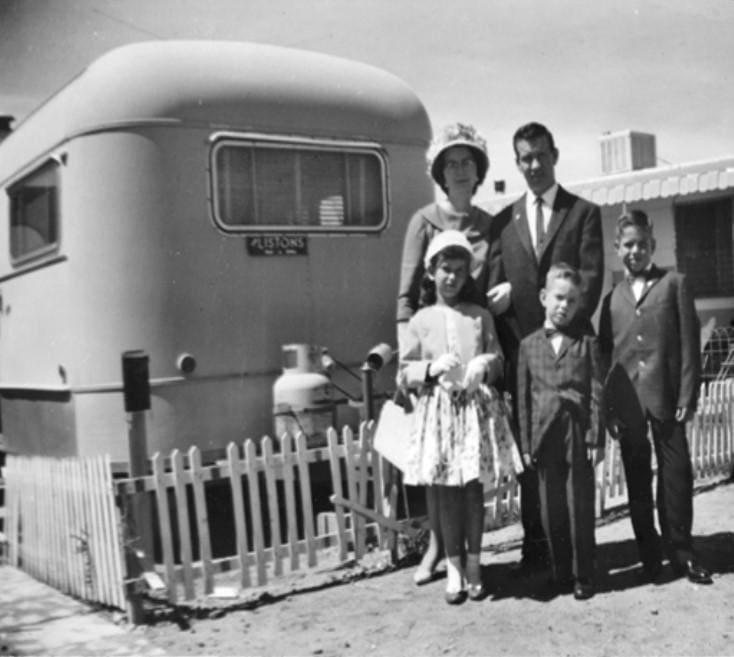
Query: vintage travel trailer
[[0, 41, 433, 463]]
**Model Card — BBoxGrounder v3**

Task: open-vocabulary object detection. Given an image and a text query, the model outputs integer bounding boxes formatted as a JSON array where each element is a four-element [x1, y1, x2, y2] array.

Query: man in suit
[[599, 209, 712, 585], [517, 264, 604, 599], [487, 122, 604, 573]]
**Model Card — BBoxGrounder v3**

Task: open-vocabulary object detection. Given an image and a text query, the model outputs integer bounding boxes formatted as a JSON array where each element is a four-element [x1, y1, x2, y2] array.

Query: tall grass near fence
[[1, 381, 732, 610]]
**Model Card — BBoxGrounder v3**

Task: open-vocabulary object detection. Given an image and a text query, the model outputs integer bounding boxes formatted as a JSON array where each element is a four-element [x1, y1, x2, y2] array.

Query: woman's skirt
[[402, 384, 522, 487]]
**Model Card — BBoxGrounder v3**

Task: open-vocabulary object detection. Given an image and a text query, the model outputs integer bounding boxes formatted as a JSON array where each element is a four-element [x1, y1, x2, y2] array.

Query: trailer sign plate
[[246, 234, 308, 256]]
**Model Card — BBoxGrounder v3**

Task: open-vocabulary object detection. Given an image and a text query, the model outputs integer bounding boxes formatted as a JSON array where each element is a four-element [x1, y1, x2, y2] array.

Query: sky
[[0, 0, 733, 200]]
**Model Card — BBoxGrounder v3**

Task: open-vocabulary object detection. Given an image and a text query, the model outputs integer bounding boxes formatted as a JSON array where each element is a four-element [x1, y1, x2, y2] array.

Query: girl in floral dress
[[399, 230, 521, 604]]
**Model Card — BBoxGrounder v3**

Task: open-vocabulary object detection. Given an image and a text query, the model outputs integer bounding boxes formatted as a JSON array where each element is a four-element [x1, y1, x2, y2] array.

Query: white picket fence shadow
[[1, 379, 732, 610]]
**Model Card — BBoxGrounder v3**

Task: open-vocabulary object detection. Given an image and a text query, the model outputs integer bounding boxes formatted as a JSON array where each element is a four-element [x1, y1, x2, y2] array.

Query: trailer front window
[[210, 136, 387, 232], [8, 160, 60, 263]]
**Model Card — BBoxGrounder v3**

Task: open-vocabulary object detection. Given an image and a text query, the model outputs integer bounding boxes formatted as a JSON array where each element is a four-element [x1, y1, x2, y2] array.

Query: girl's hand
[[462, 356, 488, 393], [675, 407, 694, 423], [428, 353, 461, 378], [587, 446, 603, 465], [606, 418, 624, 440]]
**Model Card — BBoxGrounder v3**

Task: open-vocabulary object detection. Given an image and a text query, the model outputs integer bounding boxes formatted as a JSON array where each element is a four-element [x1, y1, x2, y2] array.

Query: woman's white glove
[[462, 356, 488, 393], [428, 353, 461, 378]]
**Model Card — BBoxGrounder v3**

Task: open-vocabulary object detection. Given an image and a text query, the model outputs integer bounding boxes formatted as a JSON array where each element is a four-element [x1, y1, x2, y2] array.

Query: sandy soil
[[135, 479, 734, 657]]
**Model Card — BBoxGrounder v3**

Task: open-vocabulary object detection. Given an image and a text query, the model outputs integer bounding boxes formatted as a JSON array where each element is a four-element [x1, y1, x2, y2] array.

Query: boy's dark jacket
[[598, 265, 701, 426], [517, 326, 605, 460]]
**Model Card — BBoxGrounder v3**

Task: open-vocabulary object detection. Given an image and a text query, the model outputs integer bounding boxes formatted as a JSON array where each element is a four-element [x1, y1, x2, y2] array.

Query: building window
[[674, 197, 734, 297], [210, 136, 387, 232], [8, 160, 60, 264]]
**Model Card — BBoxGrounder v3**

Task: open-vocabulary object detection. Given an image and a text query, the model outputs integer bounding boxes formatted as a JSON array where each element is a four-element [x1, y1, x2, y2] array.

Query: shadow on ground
[[483, 528, 734, 603]]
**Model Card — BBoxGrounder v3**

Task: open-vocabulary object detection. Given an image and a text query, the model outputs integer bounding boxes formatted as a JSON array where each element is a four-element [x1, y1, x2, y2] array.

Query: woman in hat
[[395, 123, 495, 591]]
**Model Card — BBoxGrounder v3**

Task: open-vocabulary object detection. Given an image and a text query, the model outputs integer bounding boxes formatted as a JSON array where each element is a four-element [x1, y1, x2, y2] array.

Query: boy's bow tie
[[544, 327, 562, 338], [626, 269, 654, 284]]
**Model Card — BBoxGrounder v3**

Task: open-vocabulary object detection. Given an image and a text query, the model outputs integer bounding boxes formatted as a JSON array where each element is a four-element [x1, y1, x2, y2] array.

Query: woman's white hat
[[424, 229, 474, 269], [426, 122, 489, 187]]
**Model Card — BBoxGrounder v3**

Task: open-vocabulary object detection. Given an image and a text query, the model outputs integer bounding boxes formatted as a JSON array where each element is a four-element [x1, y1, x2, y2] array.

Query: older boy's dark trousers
[[536, 411, 596, 582], [617, 412, 694, 567]]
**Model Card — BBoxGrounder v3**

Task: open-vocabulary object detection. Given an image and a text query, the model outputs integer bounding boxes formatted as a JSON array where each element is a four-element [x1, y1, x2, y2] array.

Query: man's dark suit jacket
[[599, 265, 701, 424], [487, 186, 604, 346], [517, 328, 605, 460]]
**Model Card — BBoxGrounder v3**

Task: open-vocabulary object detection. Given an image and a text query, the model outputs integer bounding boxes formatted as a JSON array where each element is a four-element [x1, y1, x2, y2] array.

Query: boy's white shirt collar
[[627, 262, 655, 300], [543, 319, 564, 354]]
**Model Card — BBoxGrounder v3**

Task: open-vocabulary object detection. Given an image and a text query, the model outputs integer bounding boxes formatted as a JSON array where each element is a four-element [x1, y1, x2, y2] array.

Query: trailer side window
[[8, 160, 60, 263], [211, 138, 387, 232]]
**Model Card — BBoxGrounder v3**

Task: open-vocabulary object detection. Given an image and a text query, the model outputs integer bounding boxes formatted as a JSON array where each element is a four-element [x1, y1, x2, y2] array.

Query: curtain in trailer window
[[8, 160, 60, 263], [212, 140, 385, 231]]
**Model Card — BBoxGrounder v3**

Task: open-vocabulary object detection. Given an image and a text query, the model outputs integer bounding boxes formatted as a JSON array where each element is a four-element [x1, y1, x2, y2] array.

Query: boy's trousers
[[536, 410, 596, 582], [617, 411, 694, 568]]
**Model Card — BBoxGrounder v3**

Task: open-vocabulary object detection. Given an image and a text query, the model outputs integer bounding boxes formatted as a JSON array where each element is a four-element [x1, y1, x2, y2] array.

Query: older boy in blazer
[[517, 264, 605, 600], [599, 209, 712, 585], [487, 122, 604, 571]]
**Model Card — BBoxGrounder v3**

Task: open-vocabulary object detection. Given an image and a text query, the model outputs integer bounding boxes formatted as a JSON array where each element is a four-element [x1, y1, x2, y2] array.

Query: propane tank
[[272, 344, 335, 448]]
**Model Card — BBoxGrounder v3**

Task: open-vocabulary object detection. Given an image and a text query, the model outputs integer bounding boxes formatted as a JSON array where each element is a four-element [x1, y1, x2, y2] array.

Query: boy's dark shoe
[[637, 559, 663, 584], [533, 575, 572, 601], [573, 578, 594, 600], [508, 556, 547, 578], [509, 547, 551, 578], [672, 560, 713, 585]]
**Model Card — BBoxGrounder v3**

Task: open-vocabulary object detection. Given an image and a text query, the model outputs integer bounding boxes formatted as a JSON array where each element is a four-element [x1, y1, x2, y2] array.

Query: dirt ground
[[135, 479, 734, 657]]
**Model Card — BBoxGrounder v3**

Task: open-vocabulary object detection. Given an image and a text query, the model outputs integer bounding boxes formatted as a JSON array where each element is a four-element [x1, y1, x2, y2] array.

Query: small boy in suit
[[517, 264, 604, 600], [599, 209, 712, 585]]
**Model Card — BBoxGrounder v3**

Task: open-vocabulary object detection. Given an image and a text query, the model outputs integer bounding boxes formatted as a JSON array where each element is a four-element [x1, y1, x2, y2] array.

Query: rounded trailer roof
[[1, 40, 431, 177]]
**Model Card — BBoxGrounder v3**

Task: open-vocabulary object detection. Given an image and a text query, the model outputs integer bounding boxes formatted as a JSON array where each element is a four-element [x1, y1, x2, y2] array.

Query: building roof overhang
[[484, 155, 734, 213]]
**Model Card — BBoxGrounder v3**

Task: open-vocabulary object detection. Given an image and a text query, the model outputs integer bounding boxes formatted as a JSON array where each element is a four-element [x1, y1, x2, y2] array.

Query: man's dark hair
[[512, 122, 557, 157]]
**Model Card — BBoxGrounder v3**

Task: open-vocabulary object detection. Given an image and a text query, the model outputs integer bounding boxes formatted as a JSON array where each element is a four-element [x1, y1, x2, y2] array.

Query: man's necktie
[[535, 196, 545, 255]]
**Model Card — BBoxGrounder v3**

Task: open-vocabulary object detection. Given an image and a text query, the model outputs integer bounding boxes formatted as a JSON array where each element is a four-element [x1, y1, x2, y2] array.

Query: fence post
[[121, 350, 154, 624], [361, 344, 402, 557]]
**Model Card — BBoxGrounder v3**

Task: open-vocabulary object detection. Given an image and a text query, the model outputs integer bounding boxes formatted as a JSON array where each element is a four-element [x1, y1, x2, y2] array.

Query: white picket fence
[[1, 380, 732, 610], [1, 454, 126, 609]]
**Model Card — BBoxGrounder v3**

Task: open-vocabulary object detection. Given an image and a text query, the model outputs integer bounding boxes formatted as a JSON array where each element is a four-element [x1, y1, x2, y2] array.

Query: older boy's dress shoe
[[638, 560, 663, 584], [573, 578, 594, 600], [673, 560, 713, 585]]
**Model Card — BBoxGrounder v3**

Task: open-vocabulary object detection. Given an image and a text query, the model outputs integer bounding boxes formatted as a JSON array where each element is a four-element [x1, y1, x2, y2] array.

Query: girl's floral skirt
[[403, 384, 523, 487]]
